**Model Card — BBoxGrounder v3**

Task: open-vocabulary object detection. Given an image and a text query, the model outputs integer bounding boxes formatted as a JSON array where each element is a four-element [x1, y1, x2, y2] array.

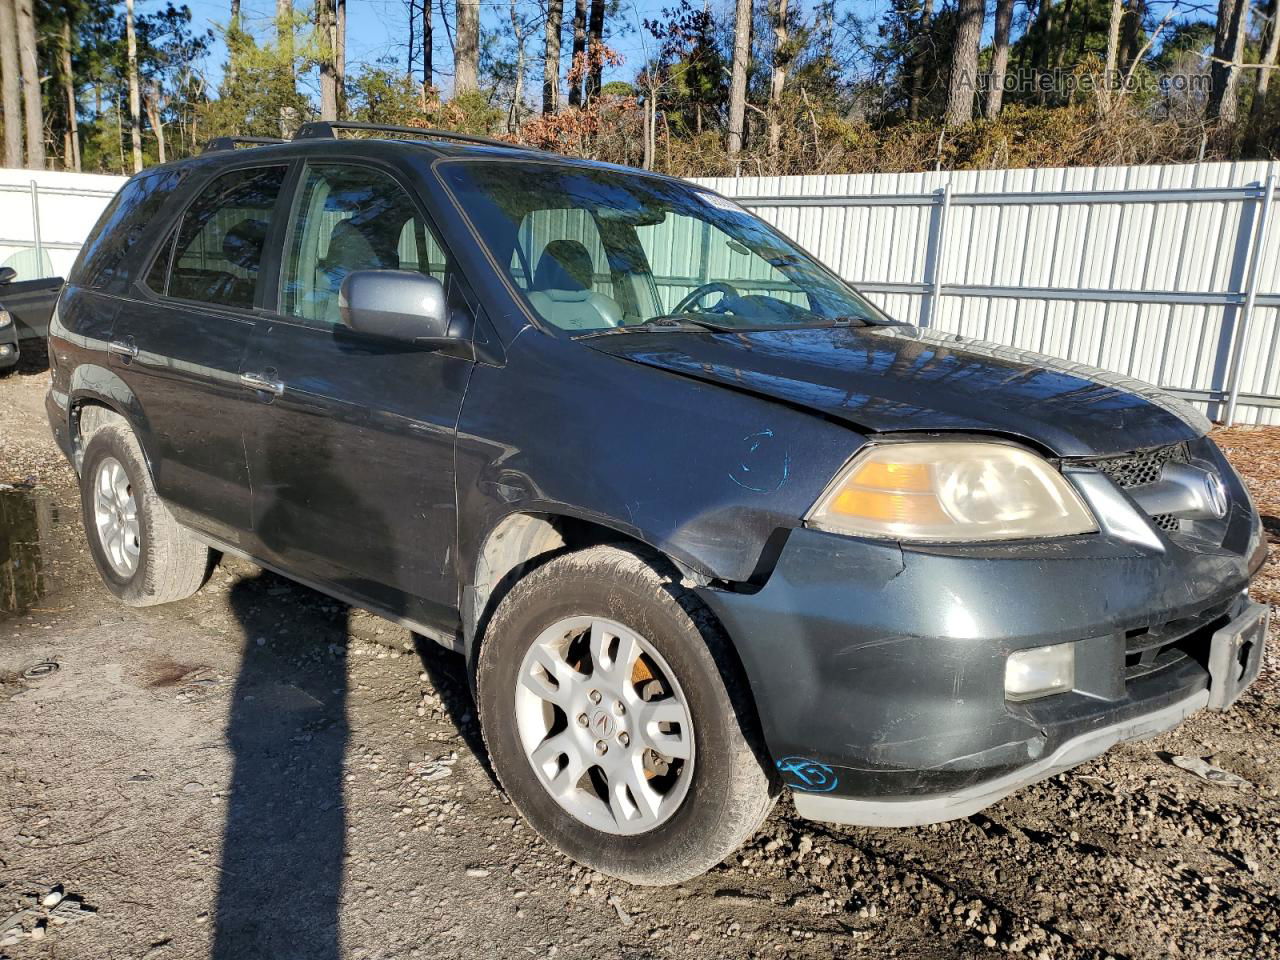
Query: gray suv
[[45, 122, 1268, 884]]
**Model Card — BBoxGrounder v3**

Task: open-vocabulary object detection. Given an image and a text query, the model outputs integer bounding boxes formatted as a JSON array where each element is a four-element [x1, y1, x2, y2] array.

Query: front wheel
[[476, 544, 776, 885]]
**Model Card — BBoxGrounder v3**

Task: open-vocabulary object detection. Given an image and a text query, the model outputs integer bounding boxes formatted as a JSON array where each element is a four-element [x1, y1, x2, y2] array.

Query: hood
[[585, 324, 1209, 458]]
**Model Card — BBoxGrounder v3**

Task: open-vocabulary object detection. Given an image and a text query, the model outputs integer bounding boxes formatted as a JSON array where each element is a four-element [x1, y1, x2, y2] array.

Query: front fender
[[455, 329, 865, 588]]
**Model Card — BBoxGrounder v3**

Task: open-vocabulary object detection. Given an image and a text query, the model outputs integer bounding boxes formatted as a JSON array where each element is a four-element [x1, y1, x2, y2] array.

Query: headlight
[[806, 441, 1097, 542], [0, 309, 11, 328]]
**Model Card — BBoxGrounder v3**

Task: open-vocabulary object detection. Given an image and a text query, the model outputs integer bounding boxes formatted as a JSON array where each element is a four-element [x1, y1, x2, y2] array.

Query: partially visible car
[[0, 265, 64, 371]]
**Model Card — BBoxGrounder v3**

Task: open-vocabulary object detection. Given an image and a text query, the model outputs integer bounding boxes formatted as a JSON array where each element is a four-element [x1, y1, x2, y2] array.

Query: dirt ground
[[3, 352, 1280, 960]]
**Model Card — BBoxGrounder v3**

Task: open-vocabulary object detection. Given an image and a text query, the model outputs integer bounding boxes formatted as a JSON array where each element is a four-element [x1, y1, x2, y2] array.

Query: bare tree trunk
[[943, 0, 983, 127], [642, 85, 656, 169], [15, 0, 42, 168], [409, 0, 416, 76], [228, 0, 241, 86], [727, 0, 751, 157], [144, 91, 166, 163], [507, 0, 526, 130], [567, 0, 586, 106], [455, 0, 480, 93], [1103, 0, 1122, 107], [543, 0, 562, 112], [412, 0, 427, 89], [336, 0, 346, 109], [585, 0, 604, 102], [277, 0, 297, 135], [277, 0, 294, 61], [0, 0, 24, 168], [61, 19, 81, 171], [1036, 0, 1054, 98], [986, 0, 1013, 116], [318, 0, 339, 120], [908, 0, 933, 120], [125, 0, 142, 171], [1247, 0, 1280, 138], [766, 0, 789, 162], [1208, 0, 1247, 123], [1119, 0, 1145, 68]]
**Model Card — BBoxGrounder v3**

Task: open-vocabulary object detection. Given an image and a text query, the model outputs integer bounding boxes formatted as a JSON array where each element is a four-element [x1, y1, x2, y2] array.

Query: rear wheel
[[476, 544, 775, 885], [79, 412, 210, 606]]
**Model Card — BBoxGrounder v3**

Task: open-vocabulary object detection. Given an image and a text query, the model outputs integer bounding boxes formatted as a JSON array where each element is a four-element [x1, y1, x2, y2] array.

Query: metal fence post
[[923, 182, 952, 328], [1224, 170, 1277, 426], [29, 179, 44, 275]]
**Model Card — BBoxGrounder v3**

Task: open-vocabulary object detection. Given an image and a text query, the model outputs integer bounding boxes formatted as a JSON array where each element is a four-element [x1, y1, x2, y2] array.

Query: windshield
[[438, 160, 886, 334]]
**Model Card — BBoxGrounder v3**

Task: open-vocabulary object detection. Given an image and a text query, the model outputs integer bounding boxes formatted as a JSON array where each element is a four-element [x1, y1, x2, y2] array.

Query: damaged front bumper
[[698, 491, 1268, 828]]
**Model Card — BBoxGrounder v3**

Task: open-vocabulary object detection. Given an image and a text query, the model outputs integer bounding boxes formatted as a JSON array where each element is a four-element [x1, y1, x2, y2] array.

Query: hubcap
[[93, 457, 140, 577], [513, 616, 695, 835]]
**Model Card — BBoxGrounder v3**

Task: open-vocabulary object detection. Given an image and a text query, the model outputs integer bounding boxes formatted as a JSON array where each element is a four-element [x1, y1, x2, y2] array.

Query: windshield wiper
[[577, 315, 734, 338]]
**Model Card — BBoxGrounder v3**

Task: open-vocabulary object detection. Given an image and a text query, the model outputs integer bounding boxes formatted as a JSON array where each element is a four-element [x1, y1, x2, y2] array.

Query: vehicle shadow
[[212, 424, 367, 959], [212, 571, 350, 960]]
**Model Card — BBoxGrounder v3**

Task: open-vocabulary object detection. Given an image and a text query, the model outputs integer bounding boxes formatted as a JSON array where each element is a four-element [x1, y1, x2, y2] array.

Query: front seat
[[317, 219, 399, 323], [527, 239, 621, 330]]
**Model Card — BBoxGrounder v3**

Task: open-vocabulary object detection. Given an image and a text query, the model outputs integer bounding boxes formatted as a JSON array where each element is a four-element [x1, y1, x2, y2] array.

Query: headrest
[[222, 219, 268, 270], [324, 219, 397, 271], [533, 239, 594, 291]]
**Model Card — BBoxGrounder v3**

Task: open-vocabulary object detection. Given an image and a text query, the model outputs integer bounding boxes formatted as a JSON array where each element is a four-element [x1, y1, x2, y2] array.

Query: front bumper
[[698, 483, 1267, 827]]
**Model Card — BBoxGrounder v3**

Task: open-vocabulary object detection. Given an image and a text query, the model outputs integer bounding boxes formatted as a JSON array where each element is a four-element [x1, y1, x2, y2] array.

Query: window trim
[[134, 160, 295, 317], [271, 157, 457, 333]]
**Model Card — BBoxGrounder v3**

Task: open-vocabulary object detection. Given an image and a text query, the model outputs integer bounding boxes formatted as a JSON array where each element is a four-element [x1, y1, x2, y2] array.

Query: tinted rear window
[[69, 167, 187, 291], [163, 166, 287, 310]]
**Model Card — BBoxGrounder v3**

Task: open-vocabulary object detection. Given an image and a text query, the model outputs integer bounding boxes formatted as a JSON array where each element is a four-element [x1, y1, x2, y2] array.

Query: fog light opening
[[1005, 643, 1076, 701]]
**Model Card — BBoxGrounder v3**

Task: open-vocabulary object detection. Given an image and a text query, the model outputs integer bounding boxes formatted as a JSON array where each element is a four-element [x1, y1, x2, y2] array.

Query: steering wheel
[[671, 281, 741, 316]]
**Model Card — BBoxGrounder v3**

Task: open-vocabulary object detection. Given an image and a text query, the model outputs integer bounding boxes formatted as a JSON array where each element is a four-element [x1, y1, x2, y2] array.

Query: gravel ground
[[2, 355, 1280, 960]]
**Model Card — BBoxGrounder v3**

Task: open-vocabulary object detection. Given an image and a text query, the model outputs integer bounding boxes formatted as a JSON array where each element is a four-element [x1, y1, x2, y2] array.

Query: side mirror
[[338, 270, 470, 345], [0, 266, 16, 285]]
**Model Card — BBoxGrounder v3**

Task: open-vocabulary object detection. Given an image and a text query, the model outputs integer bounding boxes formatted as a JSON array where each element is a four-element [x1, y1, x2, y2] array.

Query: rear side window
[[157, 166, 287, 309], [69, 167, 186, 291]]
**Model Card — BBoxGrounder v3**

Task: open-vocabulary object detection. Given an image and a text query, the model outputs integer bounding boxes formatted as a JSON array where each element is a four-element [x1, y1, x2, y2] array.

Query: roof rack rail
[[203, 136, 287, 153], [293, 120, 529, 151]]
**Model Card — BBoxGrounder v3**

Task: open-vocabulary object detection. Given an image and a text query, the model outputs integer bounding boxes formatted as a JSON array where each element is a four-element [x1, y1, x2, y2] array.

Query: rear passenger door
[[112, 163, 289, 546], [240, 161, 473, 635]]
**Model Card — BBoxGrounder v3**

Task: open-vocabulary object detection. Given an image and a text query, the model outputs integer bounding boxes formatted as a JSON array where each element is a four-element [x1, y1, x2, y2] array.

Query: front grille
[[1123, 597, 1232, 682], [1088, 443, 1190, 531]]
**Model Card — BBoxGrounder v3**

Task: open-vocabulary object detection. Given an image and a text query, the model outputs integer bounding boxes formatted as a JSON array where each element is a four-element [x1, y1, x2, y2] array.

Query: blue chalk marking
[[776, 756, 839, 793], [728, 429, 790, 493]]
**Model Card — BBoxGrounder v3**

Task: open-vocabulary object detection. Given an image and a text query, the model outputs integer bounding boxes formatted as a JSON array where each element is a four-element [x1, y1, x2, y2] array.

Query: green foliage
[[20, 0, 1280, 177], [197, 11, 312, 141]]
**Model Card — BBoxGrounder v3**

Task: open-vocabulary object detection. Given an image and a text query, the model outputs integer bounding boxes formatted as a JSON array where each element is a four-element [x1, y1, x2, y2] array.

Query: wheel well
[[70, 400, 127, 471], [466, 512, 675, 664]]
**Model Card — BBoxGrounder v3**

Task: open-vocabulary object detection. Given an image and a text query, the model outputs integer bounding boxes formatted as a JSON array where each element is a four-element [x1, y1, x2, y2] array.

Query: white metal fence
[[695, 160, 1280, 426], [4, 161, 1278, 425], [0, 169, 122, 283]]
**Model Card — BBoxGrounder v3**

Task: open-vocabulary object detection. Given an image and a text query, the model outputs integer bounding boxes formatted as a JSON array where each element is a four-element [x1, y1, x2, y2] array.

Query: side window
[[164, 166, 287, 309], [281, 163, 446, 325], [69, 167, 186, 291]]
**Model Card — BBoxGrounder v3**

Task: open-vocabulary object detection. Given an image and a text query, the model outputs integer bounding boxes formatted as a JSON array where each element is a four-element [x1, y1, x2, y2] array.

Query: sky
[[167, 0, 895, 100]]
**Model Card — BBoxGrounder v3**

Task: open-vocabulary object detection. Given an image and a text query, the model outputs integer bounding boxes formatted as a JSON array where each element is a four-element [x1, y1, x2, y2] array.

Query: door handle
[[239, 371, 285, 397], [107, 339, 137, 360]]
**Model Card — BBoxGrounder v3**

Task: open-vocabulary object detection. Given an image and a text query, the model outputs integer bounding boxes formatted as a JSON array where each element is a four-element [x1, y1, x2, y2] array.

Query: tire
[[78, 410, 210, 606], [476, 544, 776, 885]]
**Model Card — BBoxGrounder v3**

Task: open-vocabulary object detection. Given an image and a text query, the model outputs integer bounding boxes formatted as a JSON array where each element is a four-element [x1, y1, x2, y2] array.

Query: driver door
[[241, 161, 473, 633]]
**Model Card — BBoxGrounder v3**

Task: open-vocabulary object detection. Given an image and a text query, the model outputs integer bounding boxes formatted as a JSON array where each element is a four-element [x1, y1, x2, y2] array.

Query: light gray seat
[[527, 240, 621, 330]]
